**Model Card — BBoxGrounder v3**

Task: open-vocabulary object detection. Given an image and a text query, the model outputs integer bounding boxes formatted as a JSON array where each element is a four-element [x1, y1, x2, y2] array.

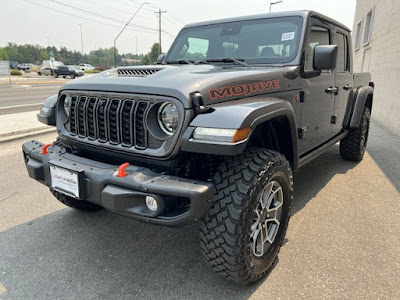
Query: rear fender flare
[[347, 86, 374, 128]]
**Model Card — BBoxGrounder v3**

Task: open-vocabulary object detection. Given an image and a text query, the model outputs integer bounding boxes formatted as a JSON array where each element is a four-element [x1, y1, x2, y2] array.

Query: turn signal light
[[232, 127, 251, 143]]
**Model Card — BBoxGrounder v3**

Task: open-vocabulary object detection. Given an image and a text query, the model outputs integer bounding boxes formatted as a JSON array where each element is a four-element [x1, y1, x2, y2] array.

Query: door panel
[[299, 22, 335, 153]]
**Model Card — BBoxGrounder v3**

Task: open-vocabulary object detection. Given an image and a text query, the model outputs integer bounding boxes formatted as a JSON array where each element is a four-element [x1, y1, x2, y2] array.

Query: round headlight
[[158, 103, 179, 135], [63, 95, 71, 117]]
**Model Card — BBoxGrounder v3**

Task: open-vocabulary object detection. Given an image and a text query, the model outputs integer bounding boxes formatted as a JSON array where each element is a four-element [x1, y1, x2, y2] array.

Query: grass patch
[[11, 69, 22, 76], [84, 69, 101, 74]]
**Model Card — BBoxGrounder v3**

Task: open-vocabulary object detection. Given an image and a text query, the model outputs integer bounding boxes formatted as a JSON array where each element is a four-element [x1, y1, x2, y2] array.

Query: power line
[[42, 0, 158, 32], [164, 16, 185, 27], [114, 0, 186, 28], [20, 0, 158, 46]]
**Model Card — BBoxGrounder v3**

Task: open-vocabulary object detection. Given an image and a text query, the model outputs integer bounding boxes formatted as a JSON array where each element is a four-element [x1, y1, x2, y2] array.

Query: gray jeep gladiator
[[23, 11, 373, 284]]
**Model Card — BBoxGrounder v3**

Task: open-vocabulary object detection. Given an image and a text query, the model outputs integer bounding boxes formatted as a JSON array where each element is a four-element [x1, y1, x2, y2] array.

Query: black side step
[[298, 131, 348, 168]]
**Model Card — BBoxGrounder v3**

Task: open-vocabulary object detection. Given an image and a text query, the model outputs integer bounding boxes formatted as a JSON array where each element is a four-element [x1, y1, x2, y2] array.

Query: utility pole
[[155, 9, 167, 55], [136, 35, 138, 57], [79, 24, 84, 54], [114, 2, 149, 67]]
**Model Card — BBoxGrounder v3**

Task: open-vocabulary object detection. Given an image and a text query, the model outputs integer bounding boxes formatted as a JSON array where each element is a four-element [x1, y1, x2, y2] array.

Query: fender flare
[[37, 94, 58, 126], [347, 86, 374, 129], [181, 97, 299, 168]]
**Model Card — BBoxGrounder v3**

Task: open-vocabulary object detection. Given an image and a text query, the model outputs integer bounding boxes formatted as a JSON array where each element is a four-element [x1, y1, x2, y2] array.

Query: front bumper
[[22, 140, 215, 226]]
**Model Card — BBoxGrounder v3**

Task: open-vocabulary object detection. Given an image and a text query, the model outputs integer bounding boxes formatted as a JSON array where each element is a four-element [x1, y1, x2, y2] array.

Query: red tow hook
[[118, 162, 130, 178], [41, 144, 51, 155]]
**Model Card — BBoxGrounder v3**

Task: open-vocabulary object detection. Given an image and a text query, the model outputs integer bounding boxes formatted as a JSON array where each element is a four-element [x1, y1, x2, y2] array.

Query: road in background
[[0, 121, 399, 299], [0, 84, 63, 115]]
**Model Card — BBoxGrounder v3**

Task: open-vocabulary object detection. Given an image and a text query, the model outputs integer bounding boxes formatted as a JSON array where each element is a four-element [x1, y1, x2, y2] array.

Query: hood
[[60, 64, 301, 108]]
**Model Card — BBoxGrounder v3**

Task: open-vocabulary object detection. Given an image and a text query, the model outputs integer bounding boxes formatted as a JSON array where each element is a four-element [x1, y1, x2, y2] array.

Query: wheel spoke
[[250, 180, 284, 257], [260, 181, 274, 209]]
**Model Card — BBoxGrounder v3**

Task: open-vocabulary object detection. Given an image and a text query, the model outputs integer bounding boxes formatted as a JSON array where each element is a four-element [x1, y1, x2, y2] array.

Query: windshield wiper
[[166, 59, 194, 65], [204, 58, 250, 67]]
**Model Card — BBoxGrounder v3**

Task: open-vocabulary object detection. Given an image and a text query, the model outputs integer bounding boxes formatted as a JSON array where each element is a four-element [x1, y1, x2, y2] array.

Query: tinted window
[[363, 10, 373, 45], [354, 21, 362, 50], [166, 16, 303, 64], [305, 26, 330, 70], [336, 33, 349, 72]]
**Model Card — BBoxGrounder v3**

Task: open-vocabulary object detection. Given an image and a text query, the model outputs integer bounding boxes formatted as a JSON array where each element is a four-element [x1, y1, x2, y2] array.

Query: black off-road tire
[[54, 73, 59, 78], [340, 107, 371, 161], [70, 73, 75, 79], [51, 190, 103, 212], [200, 149, 293, 284]]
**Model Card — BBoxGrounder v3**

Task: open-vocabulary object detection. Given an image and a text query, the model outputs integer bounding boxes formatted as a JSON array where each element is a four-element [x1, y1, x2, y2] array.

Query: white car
[[79, 64, 95, 71]]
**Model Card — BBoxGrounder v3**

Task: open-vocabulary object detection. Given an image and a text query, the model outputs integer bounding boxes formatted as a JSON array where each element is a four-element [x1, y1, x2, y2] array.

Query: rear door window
[[336, 33, 349, 72]]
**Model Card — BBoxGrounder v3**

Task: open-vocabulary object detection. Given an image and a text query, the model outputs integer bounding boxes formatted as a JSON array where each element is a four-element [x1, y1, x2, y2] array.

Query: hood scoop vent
[[117, 67, 162, 77]]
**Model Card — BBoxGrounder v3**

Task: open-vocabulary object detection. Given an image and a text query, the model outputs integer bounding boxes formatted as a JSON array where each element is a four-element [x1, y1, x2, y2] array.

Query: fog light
[[145, 196, 158, 212]]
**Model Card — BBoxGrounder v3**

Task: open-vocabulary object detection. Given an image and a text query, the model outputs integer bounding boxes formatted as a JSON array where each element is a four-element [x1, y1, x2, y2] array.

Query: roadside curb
[[0, 127, 56, 144]]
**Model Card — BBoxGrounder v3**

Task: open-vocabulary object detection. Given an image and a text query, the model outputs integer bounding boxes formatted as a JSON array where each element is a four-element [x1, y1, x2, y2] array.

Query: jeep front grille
[[68, 95, 151, 149]]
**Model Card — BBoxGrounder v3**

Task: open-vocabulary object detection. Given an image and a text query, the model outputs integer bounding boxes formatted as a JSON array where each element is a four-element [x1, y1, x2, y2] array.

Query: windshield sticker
[[208, 80, 280, 100], [281, 32, 295, 41]]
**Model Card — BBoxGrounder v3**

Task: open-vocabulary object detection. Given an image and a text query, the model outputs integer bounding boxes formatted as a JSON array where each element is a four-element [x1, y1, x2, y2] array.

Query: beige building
[[353, 0, 400, 134]]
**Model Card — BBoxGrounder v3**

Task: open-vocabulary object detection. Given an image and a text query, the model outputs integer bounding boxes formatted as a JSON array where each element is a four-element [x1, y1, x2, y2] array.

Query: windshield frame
[[165, 16, 304, 66]]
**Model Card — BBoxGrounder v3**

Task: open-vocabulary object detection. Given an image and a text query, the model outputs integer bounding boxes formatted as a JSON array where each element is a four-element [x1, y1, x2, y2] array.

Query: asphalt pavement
[[0, 84, 62, 115], [0, 121, 399, 300]]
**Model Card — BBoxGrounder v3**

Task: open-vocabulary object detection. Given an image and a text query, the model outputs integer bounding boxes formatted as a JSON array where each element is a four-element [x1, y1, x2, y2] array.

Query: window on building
[[363, 9, 374, 45], [336, 33, 349, 72], [354, 21, 362, 50], [305, 26, 330, 71]]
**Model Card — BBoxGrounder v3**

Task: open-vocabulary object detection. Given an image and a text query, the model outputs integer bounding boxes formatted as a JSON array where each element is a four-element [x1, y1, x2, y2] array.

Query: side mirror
[[156, 53, 166, 64], [313, 45, 337, 70]]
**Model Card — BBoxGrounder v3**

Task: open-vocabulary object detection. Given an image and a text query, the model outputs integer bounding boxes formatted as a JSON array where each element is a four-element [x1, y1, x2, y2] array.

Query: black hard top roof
[[183, 10, 351, 32]]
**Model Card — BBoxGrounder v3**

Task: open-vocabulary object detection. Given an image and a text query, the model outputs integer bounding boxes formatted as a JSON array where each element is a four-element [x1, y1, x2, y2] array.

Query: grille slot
[[86, 97, 97, 139], [70, 96, 78, 134], [134, 101, 149, 149], [96, 98, 109, 142], [67, 94, 153, 150], [77, 96, 87, 136], [108, 99, 122, 144], [120, 100, 135, 146]]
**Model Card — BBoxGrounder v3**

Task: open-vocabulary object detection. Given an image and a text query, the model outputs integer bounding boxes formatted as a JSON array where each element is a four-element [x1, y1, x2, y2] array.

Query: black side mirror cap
[[314, 45, 338, 71]]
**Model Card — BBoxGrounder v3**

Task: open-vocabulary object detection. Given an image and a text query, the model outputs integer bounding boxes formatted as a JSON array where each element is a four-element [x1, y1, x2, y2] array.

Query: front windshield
[[166, 16, 303, 65]]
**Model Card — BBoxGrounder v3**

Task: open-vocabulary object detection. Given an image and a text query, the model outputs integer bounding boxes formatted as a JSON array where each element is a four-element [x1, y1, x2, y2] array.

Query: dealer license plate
[[50, 165, 80, 199]]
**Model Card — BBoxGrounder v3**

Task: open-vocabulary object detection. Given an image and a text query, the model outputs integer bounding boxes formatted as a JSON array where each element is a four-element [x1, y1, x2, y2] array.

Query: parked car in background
[[54, 65, 84, 79], [9, 61, 19, 69], [37, 67, 55, 76], [79, 64, 95, 71], [17, 63, 34, 71]]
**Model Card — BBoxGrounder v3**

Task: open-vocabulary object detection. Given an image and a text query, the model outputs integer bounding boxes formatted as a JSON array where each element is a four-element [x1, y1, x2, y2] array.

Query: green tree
[[0, 48, 8, 60], [142, 43, 160, 65]]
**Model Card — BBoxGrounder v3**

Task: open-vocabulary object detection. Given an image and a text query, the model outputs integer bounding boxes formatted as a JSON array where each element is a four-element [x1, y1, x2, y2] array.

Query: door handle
[[325, 87, 339, 95], [343, 84, 353, 91]]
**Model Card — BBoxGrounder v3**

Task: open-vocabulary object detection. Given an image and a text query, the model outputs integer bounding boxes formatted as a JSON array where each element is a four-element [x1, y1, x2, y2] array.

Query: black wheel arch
[[344, 85, 374, 129], [181, 96, 299, 169]]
